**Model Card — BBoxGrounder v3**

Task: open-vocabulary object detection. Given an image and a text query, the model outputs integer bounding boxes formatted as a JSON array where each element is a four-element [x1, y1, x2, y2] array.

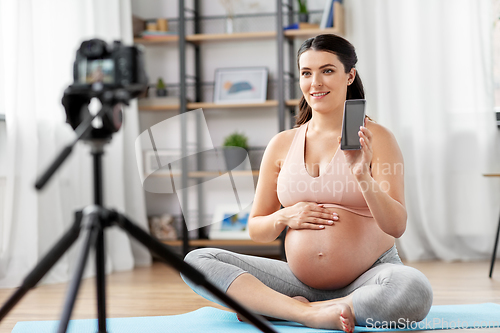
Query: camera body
[[72, 39, 148, 97], [63, 39, 148, 132]]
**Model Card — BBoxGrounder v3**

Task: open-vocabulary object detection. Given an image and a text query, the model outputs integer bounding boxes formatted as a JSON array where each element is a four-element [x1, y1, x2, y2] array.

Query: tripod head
[[62, 87, 129, 141]]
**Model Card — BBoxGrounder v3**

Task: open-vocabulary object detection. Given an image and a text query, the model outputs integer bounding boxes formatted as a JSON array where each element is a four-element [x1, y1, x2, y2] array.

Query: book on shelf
[[320, 0, 342, 29], [284, 22, 320, 30]]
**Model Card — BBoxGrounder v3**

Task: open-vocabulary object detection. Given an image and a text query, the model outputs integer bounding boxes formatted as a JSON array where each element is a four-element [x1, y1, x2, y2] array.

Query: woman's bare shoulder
[[269, 127, 298, 146], [264, 127, 299, 163]]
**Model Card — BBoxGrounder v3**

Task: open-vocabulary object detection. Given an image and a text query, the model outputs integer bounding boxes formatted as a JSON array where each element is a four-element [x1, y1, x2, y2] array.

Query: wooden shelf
[[284, 27, 343, 38], [286, 99, 300, 107], [162, 239, 280, 247], [149, 170, 259, 178], [134, 35, 179, 44], [135, 28, 344, 45], [186, 31, 277, 43], [138, 104, 179, 111], [135, 27, 345, 46], [138, 100, 279, 111], [188, 100, 278, 109], [189, 170, 259, 178]]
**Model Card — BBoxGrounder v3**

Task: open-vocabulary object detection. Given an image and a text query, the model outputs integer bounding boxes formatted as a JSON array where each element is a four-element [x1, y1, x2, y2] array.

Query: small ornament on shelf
[[149, 214, 178, 241], [297, 0, 309, 23], [219, 0, 241, 34], [139, 17, 177, 40], [156, 78, 168, 97], [222, 131, 249, 171]]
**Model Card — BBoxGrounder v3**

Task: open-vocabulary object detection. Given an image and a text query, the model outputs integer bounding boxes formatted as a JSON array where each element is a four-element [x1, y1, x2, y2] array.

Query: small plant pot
[[299, 13, 309, 23], [156, 88, 168, 97], [223, 147, 247, 171]]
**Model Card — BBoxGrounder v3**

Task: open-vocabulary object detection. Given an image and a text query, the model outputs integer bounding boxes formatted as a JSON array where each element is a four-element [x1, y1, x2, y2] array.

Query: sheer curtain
[[0, 0, 150, 288], [346, 0, 500, 261]]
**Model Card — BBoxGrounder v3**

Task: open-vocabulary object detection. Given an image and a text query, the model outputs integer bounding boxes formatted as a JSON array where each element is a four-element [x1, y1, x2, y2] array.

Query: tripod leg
[[0, 211, 83, 321], [489, 212, 500, 278], [95, 230, 107, 332], [57, 211, 101, 333], [114, 213, 277, 333]]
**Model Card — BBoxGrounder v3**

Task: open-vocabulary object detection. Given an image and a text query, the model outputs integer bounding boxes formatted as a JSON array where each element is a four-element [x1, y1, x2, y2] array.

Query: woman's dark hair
[[295, 34, 365, 127]]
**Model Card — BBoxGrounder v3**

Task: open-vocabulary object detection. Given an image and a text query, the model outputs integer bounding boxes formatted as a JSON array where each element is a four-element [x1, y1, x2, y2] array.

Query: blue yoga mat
[[11, 303, 500, 332]]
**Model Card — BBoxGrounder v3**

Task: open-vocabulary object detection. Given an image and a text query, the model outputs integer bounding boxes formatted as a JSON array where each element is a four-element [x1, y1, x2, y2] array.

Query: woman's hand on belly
[[285, 208, 395, 289], [278, 202, 339, 230]]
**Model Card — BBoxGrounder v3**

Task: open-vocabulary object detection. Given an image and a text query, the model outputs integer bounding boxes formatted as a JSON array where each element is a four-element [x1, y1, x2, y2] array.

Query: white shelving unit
[[135, 0, 345, 255]]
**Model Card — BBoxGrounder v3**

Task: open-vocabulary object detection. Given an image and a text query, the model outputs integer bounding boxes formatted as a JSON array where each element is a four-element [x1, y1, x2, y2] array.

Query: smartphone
[[341, 99, 366, 150]]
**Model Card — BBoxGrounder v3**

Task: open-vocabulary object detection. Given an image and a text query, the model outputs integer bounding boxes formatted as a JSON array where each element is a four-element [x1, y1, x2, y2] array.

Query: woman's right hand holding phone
[[278, 202, 339, 230]]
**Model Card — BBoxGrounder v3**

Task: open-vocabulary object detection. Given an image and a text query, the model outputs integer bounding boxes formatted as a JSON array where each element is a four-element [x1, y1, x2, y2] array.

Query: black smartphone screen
[[341, 99, 366, 150]]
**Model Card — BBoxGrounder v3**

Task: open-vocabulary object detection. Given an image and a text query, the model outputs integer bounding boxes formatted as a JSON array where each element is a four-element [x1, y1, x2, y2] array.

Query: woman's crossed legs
[[181, 247, 432, 332]]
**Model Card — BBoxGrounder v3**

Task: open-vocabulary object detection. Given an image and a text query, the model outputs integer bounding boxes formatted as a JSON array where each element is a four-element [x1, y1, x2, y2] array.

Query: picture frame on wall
[[209, 204, 252, 239], [213, 67, 268, 104]]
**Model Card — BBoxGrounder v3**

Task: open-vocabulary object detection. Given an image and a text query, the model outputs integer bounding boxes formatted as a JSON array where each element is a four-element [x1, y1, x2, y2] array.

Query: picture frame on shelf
[[213, 67, 268, 104], [144, 150, 181, 176], [209, 204, 252, 240]]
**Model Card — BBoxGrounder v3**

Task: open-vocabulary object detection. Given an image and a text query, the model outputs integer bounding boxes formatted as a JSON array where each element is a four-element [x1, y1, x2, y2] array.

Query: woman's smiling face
[[299, 50, 355, 114]]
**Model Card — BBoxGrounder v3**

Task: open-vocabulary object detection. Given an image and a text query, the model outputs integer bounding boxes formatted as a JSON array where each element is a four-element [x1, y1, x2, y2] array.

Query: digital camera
[[72, 39, 148, 97]]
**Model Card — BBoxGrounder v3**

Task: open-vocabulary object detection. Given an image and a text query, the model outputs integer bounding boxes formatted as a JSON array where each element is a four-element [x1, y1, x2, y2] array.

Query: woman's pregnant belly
[[285, 207, 394, 290]]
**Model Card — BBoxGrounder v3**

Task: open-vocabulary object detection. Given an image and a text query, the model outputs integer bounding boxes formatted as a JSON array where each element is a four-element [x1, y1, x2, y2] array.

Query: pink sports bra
[[277, 122, 373, 217]]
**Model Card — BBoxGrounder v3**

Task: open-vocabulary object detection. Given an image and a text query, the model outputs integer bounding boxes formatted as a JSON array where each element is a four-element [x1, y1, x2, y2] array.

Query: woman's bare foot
[[238, 296, 355, 332], [303, 302, 355, 333], [238, 296, 310, 322]]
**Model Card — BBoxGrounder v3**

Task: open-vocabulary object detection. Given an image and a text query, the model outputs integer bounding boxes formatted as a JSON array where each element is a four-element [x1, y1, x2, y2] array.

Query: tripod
[[0, 90, 276, 333]]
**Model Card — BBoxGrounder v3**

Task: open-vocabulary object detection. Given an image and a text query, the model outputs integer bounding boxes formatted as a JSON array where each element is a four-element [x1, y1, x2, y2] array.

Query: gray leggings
[[182, 245, 433, 326]]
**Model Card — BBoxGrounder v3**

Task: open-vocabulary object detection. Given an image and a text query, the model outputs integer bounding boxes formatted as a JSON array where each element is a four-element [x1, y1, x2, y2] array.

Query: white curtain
[[346, 0, 500, 261], [0, 0, 151, 289]]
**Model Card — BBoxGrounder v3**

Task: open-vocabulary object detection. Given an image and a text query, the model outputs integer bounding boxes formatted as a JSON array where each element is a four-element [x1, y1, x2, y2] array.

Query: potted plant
[[297, 0, 308, 23], [156, 77, 167, 97], [222, 131, 248, 171]]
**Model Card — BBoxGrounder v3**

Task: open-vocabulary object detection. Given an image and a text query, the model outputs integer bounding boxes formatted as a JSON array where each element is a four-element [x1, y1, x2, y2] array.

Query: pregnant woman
[[182, 34, 433, 332]]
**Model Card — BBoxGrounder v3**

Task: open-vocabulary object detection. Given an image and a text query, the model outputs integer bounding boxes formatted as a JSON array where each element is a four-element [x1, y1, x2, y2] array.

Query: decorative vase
[[223, 147, 247, 171], [156, 88, 167, 97], [225, 15, 234, 34], [299, 13, 309, 23]]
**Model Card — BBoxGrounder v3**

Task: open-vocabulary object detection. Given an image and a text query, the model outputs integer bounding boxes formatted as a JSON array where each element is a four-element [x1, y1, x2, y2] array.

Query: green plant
[[223, 131, 248, 150], [156, 77, 166, 89], [297, 0, 308, 14]]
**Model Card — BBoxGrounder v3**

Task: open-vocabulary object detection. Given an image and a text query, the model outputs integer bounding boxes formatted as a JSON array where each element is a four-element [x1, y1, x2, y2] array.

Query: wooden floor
[[0, 259, 499, 332]]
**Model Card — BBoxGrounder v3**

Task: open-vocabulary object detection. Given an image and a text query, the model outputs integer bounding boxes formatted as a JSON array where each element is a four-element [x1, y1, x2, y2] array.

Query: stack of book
[[320, 0, 342, 29]]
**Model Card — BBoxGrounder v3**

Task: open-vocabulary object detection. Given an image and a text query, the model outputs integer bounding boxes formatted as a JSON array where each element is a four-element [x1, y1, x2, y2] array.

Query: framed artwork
[[213, 67, 268, 104], [209, 204, 252, 239]]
